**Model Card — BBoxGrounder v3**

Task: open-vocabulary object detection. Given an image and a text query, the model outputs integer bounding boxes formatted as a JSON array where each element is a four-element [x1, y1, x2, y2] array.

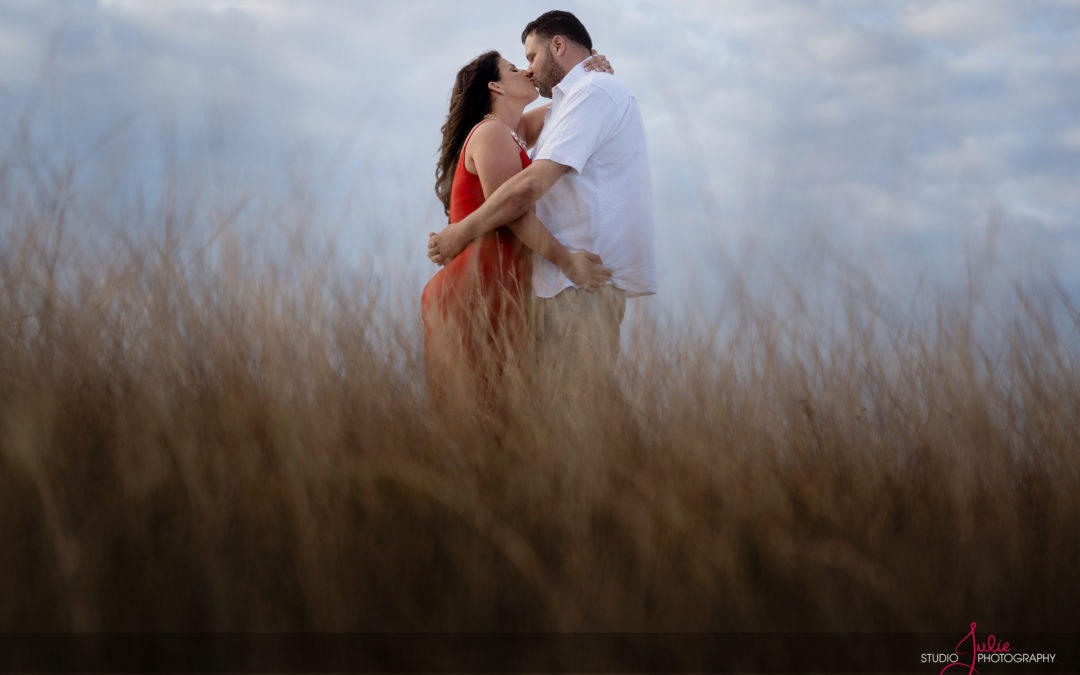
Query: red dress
[[421, 122, 532, 401]]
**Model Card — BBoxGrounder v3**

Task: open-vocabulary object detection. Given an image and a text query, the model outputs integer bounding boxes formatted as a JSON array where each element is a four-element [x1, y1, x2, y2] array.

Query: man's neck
[[551, 54, 590, 98], [562, 48, 590, 74]]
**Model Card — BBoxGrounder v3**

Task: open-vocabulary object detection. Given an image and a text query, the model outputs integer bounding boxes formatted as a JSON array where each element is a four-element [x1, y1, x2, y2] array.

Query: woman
[[421, 50, 611, 406]]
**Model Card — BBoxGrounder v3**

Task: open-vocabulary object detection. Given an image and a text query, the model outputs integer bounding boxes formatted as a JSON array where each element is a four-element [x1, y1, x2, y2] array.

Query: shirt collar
[[552, 59, 589, 100]]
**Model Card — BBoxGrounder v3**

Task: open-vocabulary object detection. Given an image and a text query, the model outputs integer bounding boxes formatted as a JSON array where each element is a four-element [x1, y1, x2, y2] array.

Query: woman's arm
[[516, 105, 550, 150]]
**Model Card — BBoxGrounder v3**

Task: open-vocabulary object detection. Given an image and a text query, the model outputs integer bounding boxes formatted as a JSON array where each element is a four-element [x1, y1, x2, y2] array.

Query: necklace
[[483, 114, 528, 151]]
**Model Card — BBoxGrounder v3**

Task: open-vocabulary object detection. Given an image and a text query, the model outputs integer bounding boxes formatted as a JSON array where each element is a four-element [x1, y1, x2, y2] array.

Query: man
[[429, 10, 656, 378]]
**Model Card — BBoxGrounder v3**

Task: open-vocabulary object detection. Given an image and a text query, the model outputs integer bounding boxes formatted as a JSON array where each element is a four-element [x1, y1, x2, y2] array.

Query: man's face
[[523, 33, 566, 99]]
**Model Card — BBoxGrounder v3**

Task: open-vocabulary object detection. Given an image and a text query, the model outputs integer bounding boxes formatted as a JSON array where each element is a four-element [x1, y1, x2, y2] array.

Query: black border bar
[[0, 632, 1076, 673]]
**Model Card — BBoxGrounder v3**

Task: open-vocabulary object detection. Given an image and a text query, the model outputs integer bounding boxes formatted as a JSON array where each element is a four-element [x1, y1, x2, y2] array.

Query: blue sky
[[2, 0, 1078, 321]]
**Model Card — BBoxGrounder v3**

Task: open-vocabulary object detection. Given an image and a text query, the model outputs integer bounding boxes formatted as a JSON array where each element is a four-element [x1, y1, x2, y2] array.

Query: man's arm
[[505, 209, 611, 290], [428, 159, 570, 263]]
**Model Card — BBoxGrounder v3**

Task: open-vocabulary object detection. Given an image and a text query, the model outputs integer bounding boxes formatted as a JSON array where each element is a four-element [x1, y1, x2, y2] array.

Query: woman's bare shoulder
[[464, 121, 522, 173], [467, 121, 521, 156]]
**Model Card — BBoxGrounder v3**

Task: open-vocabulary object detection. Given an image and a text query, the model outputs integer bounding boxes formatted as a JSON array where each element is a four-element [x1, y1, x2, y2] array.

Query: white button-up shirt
[[531, 61, 657, 298]]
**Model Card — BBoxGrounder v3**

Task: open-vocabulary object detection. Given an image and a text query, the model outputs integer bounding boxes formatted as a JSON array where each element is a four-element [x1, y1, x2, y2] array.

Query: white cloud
[[2, 0, 1078, 312], [0, 24, 32, 81], [900, 0, 1017, 40], [1060, 127, 1080, 150], [920, 134, 1022, 180]]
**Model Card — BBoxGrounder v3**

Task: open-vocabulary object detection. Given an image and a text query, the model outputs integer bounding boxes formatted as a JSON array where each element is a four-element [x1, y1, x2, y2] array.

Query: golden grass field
[[1, 141, 1078, 642]]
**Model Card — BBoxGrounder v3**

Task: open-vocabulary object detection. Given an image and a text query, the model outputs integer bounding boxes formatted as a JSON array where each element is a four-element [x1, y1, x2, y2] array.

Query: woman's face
[[496, 58, 539, 105]]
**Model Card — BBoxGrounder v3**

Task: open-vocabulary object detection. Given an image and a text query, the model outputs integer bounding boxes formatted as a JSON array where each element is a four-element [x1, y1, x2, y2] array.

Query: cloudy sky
[[2, 0, 1078, 320]]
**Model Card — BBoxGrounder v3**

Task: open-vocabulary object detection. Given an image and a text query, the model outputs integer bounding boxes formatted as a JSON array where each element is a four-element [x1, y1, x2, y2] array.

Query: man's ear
[[550, 35, 565, 56]]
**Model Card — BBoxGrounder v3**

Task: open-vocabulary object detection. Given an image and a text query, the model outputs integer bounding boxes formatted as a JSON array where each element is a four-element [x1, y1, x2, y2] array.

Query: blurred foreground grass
[[1, 144, 1078, 636]]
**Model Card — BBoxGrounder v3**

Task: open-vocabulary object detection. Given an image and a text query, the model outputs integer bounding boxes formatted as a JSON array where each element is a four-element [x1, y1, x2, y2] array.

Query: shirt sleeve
[[534, 83, 619, 174]]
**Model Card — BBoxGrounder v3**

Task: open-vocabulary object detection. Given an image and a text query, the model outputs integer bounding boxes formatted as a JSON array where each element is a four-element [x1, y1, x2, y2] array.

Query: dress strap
[[460, 119, 496, 159]]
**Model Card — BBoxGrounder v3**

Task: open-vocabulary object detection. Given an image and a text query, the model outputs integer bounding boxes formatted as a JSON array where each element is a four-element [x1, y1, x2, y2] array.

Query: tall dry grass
[[1, 130, 1078, 638]]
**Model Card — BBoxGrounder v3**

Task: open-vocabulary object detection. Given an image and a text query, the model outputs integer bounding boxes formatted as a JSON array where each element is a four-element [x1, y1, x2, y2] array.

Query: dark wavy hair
[[435, 51, 501, 216]]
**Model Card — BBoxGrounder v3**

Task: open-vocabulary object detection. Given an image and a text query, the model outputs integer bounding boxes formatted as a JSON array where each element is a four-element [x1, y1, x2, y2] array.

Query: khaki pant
[[531, 285, 626, 388]]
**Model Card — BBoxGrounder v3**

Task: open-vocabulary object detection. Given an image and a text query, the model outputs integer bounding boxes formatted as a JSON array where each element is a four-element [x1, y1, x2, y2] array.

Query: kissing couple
[[423, 10, 656, 412]]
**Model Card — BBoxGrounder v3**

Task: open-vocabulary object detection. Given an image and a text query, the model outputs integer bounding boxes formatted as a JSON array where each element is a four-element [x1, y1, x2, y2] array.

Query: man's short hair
[[521, 10, 593, 51]]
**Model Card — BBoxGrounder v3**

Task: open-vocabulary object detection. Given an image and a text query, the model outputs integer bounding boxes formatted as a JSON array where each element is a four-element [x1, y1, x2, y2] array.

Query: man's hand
[[563, 251, 612, 291], [427, 224, 468, 266]]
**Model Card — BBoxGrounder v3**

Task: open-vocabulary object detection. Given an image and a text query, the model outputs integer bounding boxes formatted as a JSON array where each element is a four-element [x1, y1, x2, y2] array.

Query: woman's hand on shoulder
[[583, 49, 614, 75]]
